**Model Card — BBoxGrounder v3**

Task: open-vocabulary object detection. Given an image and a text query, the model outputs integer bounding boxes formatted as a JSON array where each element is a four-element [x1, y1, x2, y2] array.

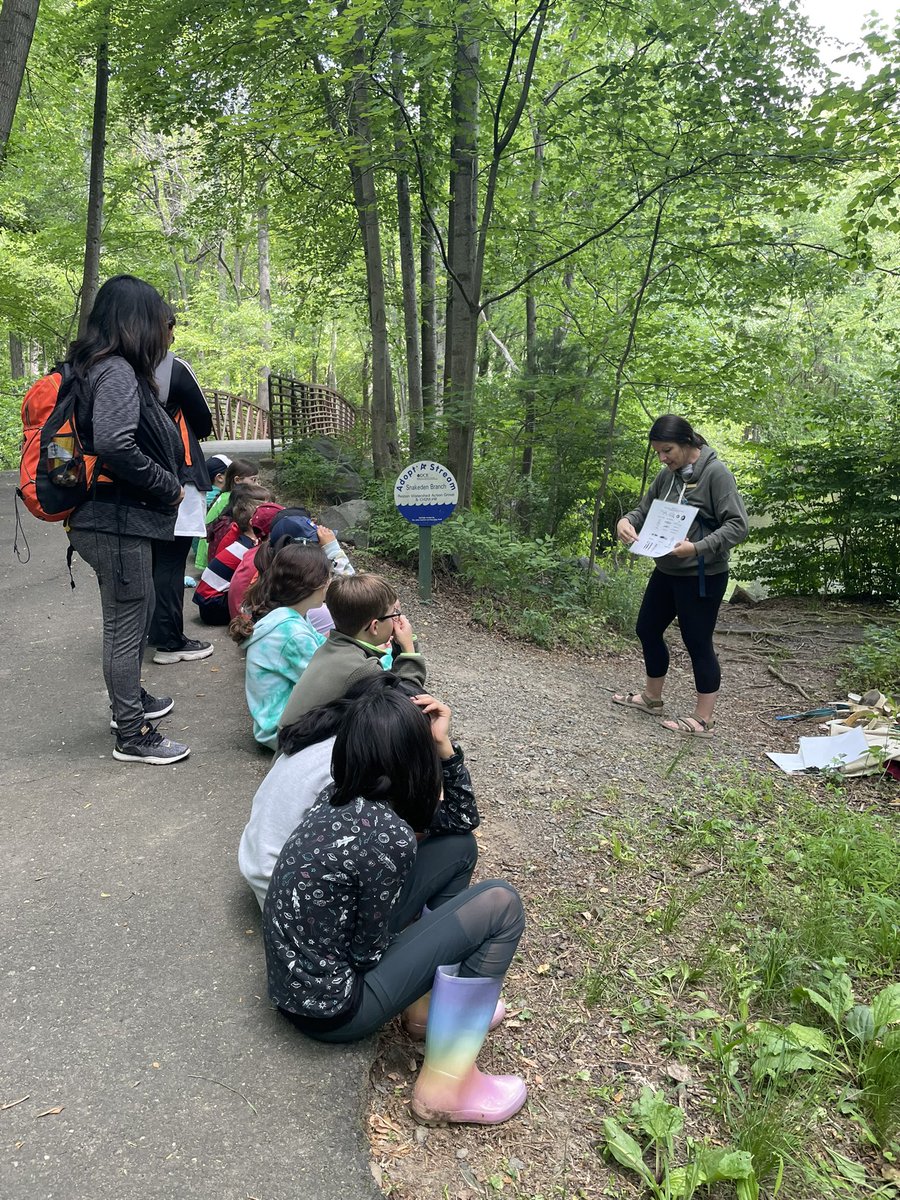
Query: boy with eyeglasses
[[278, 574, 426, 728]]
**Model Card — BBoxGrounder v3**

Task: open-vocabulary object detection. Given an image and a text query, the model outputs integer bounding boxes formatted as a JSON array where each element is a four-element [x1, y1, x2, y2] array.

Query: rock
[[729, 580, 768, 604], [327, 463, 365, 502], [320, 500, 371, 549]]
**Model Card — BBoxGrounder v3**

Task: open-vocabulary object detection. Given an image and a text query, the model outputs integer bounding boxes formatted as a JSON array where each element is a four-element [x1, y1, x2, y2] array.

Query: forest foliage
[[1, 0, 899, 606]]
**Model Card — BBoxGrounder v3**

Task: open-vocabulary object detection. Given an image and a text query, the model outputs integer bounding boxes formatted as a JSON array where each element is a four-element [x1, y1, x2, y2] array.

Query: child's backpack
[[18, 364, 98, 522], [207, 513, 236, 561]]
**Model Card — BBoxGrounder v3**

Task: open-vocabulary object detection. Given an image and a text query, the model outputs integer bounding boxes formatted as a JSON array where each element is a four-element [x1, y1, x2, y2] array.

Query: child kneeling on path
[[193, 489, 270, 625], [230, 542, 331, 749], [264, 681, 527, 1125], [278, 573, 425, 729]]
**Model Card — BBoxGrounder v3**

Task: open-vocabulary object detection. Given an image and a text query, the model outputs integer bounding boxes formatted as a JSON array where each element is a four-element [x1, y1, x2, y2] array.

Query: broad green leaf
[[872, 983, 900, 1031], [601, 1118, 654, 1185], [633, 1086, 684, 1144], [825, 1148, 867, 1185], [844, 1004, 875, 1045], [783, 1023, 832, 1052], [698, 1148, 755, 1182]]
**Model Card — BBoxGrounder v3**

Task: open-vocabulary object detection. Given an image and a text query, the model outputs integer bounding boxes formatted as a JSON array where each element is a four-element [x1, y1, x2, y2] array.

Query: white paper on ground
[[766, 752, 808, 774], [798, 728, 869, 770], [630, 499, 695, 558]]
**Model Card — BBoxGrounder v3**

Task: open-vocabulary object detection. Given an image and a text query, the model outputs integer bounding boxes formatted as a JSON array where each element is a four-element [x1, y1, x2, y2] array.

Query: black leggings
[[297, 833, 525, 1044], [635, 569, 728, 694]]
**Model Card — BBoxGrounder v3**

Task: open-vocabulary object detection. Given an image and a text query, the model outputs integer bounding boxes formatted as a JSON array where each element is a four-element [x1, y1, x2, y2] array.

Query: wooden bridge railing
[[267, 375, 357, 456], [204, 378, 357, 455], [206, 390, 270, 441]]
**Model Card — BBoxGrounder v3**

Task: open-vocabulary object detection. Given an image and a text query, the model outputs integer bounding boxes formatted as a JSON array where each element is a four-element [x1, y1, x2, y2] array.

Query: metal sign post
[[393, 460, 459, 603]]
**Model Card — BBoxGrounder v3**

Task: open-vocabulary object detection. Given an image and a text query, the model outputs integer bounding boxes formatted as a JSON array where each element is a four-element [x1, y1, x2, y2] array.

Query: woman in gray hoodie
[[613, 414, 748, 737]]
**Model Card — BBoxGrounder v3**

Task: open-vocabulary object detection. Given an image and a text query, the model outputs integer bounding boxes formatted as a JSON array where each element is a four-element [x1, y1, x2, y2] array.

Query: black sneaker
[[110, 689, 174, 731], [152, 638, 214, 665], [113, 723, 191, 765]]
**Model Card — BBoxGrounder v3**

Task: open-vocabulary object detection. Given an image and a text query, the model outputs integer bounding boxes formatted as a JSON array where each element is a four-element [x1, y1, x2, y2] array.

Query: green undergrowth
[[550, 766, 900, 1198], [840, 620, 900, 696], [367, 483, 649, 649]]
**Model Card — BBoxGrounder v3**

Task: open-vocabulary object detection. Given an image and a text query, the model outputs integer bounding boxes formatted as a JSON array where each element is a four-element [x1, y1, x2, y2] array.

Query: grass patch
[[561, 763, 900, 1193]]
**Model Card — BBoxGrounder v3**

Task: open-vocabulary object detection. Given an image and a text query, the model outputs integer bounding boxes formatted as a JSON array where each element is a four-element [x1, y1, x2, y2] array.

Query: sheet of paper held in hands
[[629, 499, 694, 558], [766, 727, 869, 775]]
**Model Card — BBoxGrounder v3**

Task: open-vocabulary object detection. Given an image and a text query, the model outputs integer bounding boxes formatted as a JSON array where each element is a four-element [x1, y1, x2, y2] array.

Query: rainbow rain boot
[[411, 966, 526, 1125]]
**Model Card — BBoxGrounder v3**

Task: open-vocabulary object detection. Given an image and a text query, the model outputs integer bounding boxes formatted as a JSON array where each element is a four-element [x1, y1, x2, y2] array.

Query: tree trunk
[[444, 12, 480, 506], [0, 0, 40, 162], [419, 84, 438, 451], [345, 19, 398, 476], [588, 199, 665, 570], [77, 35, 108, 336], [392, 48, 423, 458], [361, 343, 370, 428], [9, 331, 24, 377], [257, 179, 271, 410], [327, 322, 338, 390], [444, 0, 549, 507], [520, 115, 544, 506]]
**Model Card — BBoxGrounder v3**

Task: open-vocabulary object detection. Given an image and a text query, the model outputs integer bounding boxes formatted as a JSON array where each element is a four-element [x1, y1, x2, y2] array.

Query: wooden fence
[[267, 375, 357, 455], [205, 378, 357, 455], [206, 390, 270, 441]]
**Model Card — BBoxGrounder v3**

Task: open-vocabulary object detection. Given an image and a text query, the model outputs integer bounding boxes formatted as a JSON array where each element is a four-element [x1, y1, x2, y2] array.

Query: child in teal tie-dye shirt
[[230, 543, 331, 749]]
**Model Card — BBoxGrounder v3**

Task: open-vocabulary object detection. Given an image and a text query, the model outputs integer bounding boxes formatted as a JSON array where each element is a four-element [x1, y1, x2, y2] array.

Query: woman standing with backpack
[[66, 274, 191, 765]]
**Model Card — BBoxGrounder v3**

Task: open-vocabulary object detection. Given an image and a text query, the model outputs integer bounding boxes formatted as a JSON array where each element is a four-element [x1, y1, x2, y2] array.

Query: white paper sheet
[[767, 728, 870, 774], [799, 728, 869, 769], [766, 752, 807, 774], [630, 499, 694, 558]]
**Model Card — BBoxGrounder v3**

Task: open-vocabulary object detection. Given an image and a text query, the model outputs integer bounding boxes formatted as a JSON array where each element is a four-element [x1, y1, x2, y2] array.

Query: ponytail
[[648, 414, 708, 448]]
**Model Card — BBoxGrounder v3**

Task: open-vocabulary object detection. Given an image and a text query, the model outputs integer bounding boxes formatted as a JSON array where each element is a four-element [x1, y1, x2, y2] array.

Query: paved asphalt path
[[0, 474, 379, 1200]]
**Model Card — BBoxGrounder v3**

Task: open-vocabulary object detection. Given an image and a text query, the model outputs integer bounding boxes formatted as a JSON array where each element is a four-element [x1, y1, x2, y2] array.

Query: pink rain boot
[[402, 991, 507, 1040], [411, 966, 527, 1126]]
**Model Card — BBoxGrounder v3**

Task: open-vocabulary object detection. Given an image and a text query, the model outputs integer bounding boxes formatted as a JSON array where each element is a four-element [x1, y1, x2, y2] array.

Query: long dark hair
[[277, 673, 420, 757], [67, 275, 170, 390], [229, 541, 330, 642], [648, 414, 708, 448], [330, 685, 442, 831]]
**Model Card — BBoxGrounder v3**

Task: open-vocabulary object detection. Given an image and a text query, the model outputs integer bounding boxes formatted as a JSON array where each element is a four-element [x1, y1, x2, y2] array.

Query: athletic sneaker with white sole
[[152, 638, 214, 665], [109, 689, 174, 731], [113, 723, 191, 765]]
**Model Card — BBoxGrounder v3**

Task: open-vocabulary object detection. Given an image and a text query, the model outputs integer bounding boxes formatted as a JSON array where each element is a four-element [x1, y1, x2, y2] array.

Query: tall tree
[[0, 0, 40, 161], [77, 29, 108, 334]]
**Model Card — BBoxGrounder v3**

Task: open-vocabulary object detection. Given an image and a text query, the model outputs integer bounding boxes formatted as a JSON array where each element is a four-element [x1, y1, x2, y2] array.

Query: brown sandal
[[612, 691, 664, 715], [661, 715, 715, 739]]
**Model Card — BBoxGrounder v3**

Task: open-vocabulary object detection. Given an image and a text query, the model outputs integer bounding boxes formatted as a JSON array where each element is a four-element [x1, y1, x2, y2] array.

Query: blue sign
[[394, 460, 458, 526]]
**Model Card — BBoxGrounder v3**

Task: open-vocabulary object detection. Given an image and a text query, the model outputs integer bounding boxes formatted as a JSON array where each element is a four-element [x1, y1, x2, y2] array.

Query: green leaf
[[783, 1023, 832, 1052], [872, 983, 900, 1031], [633, 1086, 684, 1144], [601, 1118, 654, 1185], [845, 1004, 876, 1046], [698, 1147, 756, 1183], [824, 1148, 867, 1185]]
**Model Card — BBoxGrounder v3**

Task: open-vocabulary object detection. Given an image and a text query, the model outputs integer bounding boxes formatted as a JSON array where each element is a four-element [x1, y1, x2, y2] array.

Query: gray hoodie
[[623, 445, 749, 577]]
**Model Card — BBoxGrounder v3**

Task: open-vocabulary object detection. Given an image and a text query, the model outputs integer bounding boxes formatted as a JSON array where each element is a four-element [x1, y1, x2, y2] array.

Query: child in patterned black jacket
[[263, 680, 528, 1126]]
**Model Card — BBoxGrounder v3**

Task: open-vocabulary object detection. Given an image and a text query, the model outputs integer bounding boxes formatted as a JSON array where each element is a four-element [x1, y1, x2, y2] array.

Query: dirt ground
[[360, 566, 898, 1200]]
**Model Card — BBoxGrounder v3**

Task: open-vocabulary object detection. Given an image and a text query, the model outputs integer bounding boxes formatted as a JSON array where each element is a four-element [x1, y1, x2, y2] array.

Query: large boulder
[[320, 500, 371, 549]]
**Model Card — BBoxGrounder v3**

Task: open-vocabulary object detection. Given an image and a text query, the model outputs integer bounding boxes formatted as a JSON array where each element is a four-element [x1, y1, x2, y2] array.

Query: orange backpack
[[18, 365, 99, 522]]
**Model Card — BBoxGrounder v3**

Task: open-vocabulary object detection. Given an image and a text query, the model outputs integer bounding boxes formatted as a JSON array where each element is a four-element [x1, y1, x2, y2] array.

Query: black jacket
[[67, 356, 183, 540]]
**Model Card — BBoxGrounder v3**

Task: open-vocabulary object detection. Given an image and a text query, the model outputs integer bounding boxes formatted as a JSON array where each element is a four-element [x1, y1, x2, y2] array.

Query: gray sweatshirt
[[622, 445, 749, 576]]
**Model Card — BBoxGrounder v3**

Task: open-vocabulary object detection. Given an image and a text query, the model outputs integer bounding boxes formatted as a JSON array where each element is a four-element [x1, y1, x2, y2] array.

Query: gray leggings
[[298, 834, 526, 1043], [68, 529, 154, 738]]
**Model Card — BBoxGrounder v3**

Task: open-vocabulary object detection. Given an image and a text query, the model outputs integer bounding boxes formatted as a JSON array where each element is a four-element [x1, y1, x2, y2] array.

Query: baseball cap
[[205, 454, 232, 477], [249, 502, 285, 537], [269, 508, 319, 545]]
